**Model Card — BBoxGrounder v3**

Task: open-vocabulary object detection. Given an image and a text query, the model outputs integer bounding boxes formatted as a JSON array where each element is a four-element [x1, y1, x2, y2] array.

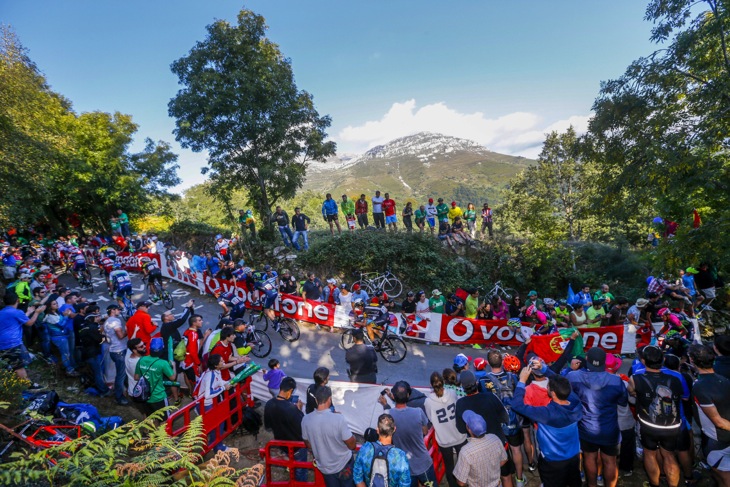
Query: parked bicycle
[[486, 281, 518, 301], [340, 312, 407, 363], [352, 269, 403, 298], [253, 308, 300, 342]]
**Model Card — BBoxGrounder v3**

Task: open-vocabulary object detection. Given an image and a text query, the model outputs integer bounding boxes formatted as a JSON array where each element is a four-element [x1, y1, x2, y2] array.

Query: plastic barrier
[[258, 428, 445, 487], [166, 377, 254, 454]]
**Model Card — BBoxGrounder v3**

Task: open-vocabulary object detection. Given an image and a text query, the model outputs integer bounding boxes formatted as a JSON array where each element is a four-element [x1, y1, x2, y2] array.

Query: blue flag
[[567, 283, 576, 306]]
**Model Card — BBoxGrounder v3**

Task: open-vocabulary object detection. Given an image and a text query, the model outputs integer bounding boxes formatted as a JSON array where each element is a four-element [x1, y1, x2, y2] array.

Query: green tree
[[168, 9, 336, 236], [587, 0, 730, 269]]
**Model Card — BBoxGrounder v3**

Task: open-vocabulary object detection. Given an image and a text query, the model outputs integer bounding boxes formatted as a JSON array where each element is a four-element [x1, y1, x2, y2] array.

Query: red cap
[[428, 198, 433, 203], [451, 201, 456, 206], [474, 357, 487, 371], [353, 283, 361, 290]]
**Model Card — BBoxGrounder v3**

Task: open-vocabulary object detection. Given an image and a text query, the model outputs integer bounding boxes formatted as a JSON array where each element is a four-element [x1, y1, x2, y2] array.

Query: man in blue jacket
[[568, 348, 628, 487], [510, 369, 583, 487], [321, 193, 341, 236]]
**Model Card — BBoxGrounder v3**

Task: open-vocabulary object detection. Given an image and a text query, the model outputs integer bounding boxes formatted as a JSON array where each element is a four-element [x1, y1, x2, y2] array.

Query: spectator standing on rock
[[355, 194, 369, 229], [372, 191, 385, 230], [340, 195, 356, 232], [238, 209, 257, 240], [414, 205, 427, 233], [481, 202, 493, 238], [402, 202, 414, 233], [103, 304, 129, 405], [436, 198, 449, 224], [448, 201, 463, 224], [271, 206, 297, 249], [345, 329, 378, 384], [382, 193, 397, 232], [116, 209, 130, 237], [302, 386, 357, 486], [291, 207, 311, 251], [321, 193, 342, 236]]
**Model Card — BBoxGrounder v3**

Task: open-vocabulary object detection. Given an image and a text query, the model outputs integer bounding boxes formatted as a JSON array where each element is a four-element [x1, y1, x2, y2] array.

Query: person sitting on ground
[[451, 216, 473, 244], [438, 220, 456, 251]]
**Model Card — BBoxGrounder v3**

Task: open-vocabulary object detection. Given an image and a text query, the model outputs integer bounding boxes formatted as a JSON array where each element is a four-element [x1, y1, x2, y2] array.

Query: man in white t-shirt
[[125, 337, 145, 409], [372, 190, 385, 230], [104, 304, 129, 405], [425, 198, 438, 234]]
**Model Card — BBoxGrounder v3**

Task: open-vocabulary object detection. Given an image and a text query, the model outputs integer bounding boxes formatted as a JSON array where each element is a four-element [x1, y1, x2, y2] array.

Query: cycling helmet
[[507, 317, 522, 327], [665, 330, 681, 340], [112, 263, 122, 269], [140, 257, 151, 263], [543, 298, 556, 307], [473, 357, 487, 371], [503, 354, 521, 373], [263, 264, 272, 272], [374, 290, 383, 297], [658, 307, 671, 316], [647, 276, 654, 285], [353, 299, 364, 307]]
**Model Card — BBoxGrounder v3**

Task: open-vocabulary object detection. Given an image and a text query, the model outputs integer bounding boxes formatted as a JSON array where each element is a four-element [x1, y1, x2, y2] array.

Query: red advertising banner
[[437, 315, 625, 353]]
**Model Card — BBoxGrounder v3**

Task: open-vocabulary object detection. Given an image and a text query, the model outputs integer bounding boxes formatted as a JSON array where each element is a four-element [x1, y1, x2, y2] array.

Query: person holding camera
[[264, 377, 308, 482]]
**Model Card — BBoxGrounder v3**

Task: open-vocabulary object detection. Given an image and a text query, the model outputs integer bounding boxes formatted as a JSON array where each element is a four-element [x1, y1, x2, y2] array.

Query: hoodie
[[424, 389, 467, 448], [567, 369, 628, 446], [510, 383, 583, 461]]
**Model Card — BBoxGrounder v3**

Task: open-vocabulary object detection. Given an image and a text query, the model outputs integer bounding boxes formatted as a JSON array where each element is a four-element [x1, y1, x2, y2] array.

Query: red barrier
[[258, 428, 445, 486], [166, 377, 254, 454]]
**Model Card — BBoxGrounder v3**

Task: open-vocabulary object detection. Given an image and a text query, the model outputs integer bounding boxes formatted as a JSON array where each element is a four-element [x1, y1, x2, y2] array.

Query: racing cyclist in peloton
[[109, 263, 134, 310], [140, 256, 165, 302], [254, 265, 282, 332], [70, 249, 89, 282]]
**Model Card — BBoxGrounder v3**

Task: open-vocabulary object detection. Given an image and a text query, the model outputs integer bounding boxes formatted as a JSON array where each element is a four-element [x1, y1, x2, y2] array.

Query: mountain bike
[[73, 269, 94, 293], [143, 276, 173, 310], [239, 324, 272, 358], [340, 314, 407, 363], [352, 269, 403, 298], [486, 281, 519, 301], [253, 308, 300, 342]]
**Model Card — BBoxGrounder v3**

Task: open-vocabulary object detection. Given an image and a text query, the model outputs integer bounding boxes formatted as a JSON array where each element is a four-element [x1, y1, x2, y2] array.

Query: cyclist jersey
[[110, 270, 132, 289], [257, 272, 279, 293], [100, 257, 114, 271], [73, 252, 86, 264], [232, 267, 252, 281], [143, 260, 160, 273]]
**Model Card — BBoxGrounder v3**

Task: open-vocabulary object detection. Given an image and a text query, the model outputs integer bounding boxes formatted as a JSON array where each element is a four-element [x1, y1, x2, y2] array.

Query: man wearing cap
[[126, 301, 158, 352], [355, 194, 369, 229], [278, 269, 299, 295], [351, 283, 369, 305], [291, 207, 311, 251], [321, 194, 342, 236], [445, 293, 465, 317], [134, 337, 176, 417], [682, 266, 704, 309], [447, 201, 463, 224], [455, 370, 514, 486], [429, 289, 446, 314], [12, 273, 33, 311], [371, 190, 385, 230], [524, 290, 543, 312], [345, 329, 378, 384], [77, 306, 111, 397], [568, 348, 628, 487], [453, 410, 508, 487], [388, 381, 436, 486], [510, 372, 583, 487], [425, 198, 437, 233], [104, 304, 129, 405]]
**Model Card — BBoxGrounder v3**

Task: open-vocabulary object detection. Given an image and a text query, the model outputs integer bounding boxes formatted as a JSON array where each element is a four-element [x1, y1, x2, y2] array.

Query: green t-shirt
[[110, 219, 121, 230], [415, 209, 426, 220], [436, 204, 449, 221], [118, 212, 129, 224], [585, 306, 606, 328], [593, 291, 615, 303], [463, 209, 476, 222], [465, 295, 478, 319], [429, 295, 446, 314], [525, 298, 543, 310], [341, 199, 355, 216], [135, 356, 174, 403]]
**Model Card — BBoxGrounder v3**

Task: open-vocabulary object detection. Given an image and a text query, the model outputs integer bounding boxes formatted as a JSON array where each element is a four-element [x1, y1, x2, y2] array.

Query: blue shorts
[[263, 292, 278, 310], [438, 234, 451, 241], [427, 217, 435, 227], [385, 215, 397, 224], [73, 262, 86, 272], [116, 284, 132, 298]]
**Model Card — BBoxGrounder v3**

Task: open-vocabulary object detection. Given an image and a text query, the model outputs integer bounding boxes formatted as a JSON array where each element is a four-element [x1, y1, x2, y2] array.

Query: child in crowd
[[263, 358, 286, 398]]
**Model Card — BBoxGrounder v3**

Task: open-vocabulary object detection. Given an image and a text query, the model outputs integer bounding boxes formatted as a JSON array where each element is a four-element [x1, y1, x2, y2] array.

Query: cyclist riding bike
[[254, 265, 281, 331], [216, 290, 247, 322], [99, 255, 115, 293], [70, 250, 88, 280], [349, 299, 388, 343], [109, 263, 133, 309], [657, 307, 690, 340], [140, 257, 165, 301]]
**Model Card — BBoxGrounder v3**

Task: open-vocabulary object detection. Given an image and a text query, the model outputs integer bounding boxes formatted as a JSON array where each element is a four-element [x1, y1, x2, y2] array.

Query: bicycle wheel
[[253, 313, 269, 331], [502, 288, 519, 301], [379, 336, 407, 363], [249, 330, 272, 358], [278, 318, 300, 342], [341, 329, 355, 350], [382, 277, 403, 298], [162, 292, 174, 310]]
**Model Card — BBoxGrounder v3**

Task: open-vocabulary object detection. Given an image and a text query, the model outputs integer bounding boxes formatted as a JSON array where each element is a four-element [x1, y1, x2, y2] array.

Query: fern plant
[[0, 409, 264, 486]]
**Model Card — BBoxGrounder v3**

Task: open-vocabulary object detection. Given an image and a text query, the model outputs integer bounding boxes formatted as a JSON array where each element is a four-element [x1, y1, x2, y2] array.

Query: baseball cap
[[149, 337, 164, 352], [451, 201, 456, 206], [473, 357, 486, 371], [586, 348, 606, 372], [431, 289, 442, 296], [428, 198, 434, 203], [527, 290, 537, 297], [106, 304, 121, 313], [686, 267, 699, 274], [352, 283, 361, 291], [459, 370, 477, 388], [19, 273, 31, 280], [605, 353, 622, 373], [437, 198, 444, 202], [462, 410, 487, 437], [327, 278, 336, 285], [454, 353, 471, 368], [136, 300, 153, 308]]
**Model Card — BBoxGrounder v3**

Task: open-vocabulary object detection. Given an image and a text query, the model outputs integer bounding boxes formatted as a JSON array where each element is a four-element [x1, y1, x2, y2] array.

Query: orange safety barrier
[[259, 428, 445, 486], [166, 376, 254, 454]]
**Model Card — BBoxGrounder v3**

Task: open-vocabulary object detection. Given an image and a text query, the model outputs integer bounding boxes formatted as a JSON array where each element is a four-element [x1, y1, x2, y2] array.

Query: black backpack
[[635, 373, 680, 428]]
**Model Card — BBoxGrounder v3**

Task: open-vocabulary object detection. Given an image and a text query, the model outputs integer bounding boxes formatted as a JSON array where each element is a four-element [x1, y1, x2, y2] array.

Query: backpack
[[482, 371, 520, 435], [240, 406, 262, 437], [131, 359, 159, 403], [634, 373, 680, 428], [173, 338, 188, 362], [369, 443, 393, 487]]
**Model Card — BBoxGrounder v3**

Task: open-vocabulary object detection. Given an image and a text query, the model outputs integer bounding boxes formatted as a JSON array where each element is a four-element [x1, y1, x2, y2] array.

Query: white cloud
[[337, 99, 591, 158]]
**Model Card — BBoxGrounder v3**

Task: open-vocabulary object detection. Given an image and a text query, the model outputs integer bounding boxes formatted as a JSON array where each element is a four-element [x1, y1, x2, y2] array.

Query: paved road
[[59, 270, 482, 387]]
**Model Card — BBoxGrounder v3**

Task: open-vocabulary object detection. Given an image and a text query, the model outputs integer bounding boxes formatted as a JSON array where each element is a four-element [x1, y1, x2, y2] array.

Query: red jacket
[[355, 199, 368, 215], [182, 328, 202, 375], [126, 310, 157, 352]]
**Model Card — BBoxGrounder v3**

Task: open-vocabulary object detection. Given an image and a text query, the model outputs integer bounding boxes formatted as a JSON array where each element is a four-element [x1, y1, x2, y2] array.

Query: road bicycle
[[143, 276, 174, 310], [352, 269, 403, 298], [238, 324, 272, 358], [72, 269, 94, 293], [340, 313, 407, 363], [486, 281, 519, 301], [253, 308, 300, 342], [120, 293, 135, 320]]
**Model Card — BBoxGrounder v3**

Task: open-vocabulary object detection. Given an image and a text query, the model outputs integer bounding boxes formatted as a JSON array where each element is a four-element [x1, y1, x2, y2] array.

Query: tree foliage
[[0, 26, 180, 234], [168, 9, 336, 232]]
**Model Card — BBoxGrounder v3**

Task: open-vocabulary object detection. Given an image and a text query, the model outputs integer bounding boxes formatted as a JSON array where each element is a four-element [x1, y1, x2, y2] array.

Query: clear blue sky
[[2, 0, 660, 191]]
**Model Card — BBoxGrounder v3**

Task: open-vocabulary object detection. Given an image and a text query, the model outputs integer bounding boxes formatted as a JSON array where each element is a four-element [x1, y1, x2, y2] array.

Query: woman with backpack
[[424, 372, 467, 487]]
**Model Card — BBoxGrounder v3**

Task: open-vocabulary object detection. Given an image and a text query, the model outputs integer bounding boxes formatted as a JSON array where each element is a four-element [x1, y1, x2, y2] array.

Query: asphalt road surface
[[59, 270, 488, 387]]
